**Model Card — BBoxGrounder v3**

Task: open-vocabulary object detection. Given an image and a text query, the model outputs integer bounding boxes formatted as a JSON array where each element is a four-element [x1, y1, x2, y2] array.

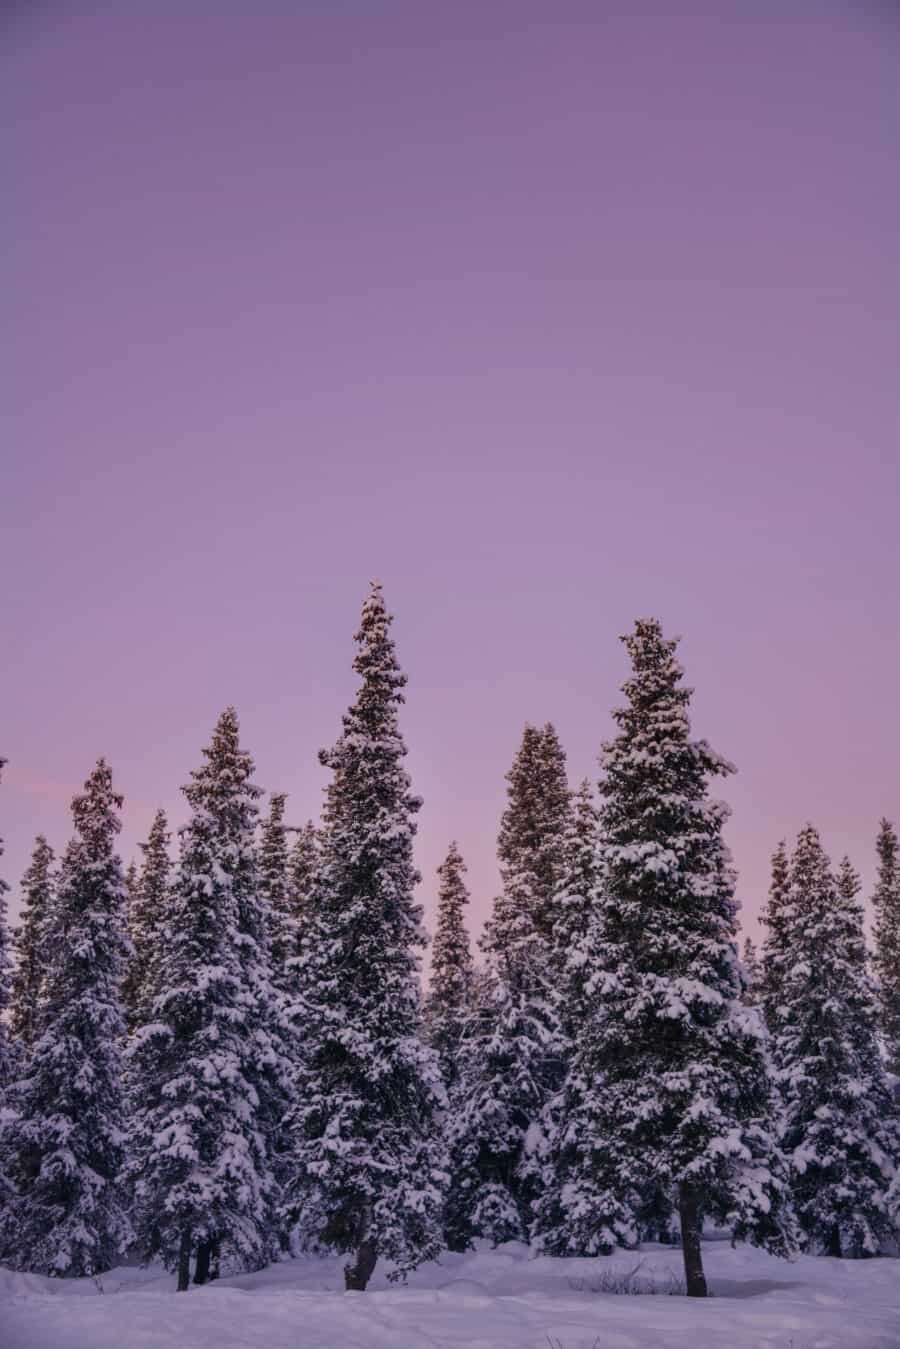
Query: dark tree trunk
[[344, 1237, 377, 1290], [177, 1228, 192, 1293], [824, 1225, 841, 1258], [194, 1239, 212, 1286], [678, 1182, 708, 1298], [344, 1205, 377, 1291]]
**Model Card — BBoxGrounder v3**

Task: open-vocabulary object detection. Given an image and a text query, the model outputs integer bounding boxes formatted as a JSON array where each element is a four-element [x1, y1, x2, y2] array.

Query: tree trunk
[[344, 1205, 377, 1291], [678, 1182, 708, 1298], [194, 1239, 212, 1286], [177, 1229, 192, 1293], [825, 1225, 841, 1258], [344, 1237, 377, 1290]]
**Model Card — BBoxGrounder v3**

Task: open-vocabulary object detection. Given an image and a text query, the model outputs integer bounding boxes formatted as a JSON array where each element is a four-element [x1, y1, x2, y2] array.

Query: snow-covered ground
[[2, 1240, 897, 1349]]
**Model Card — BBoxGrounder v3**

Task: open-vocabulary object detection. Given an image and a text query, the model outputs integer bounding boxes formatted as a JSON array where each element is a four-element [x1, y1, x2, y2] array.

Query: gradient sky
[[3, 2, 899, 949]]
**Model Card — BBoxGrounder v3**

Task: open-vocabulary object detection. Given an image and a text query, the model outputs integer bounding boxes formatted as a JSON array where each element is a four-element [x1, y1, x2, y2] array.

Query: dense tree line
[[0, 588, 898, 1297]]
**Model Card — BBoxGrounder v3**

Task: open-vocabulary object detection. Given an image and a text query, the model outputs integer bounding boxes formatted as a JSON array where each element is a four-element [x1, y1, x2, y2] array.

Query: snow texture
[[1, 1238, 898, 1349]]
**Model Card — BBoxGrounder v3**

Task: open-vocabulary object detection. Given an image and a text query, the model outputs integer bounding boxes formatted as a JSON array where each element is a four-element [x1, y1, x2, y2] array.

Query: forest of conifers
[[1, 582, 898, 1298]]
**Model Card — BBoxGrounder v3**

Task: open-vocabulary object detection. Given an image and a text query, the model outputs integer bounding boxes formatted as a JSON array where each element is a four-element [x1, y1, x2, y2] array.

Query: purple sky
[[3, 2, 899, 947]]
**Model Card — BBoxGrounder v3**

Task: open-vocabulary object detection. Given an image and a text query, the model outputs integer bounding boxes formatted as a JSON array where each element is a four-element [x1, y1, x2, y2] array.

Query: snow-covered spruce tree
[[232, 785, 294, 1271], [124, 858, 139, 906], [260, 793, 293, 988], [0, 758, 16, 1239], [283, 582, 445, 1291], [493, 724, 571, 945], [122, 810, 171, 1031], [120, 862, 139, 1020], [424, 841, 474, 1089], [741, 937, 761, 1007], [546, 621, 795, 1293], [9, 836, 55, 1054], [288, 821, 318, 928], [4, 760, 131, 1276], [423, 843, 477, 1253], [772, 831, 899, 1256], [532, 779, 622, 1256], [127, 709, 281, 1290], [279, 817, 318, 1060], [551, 778, 601, 1032], [280, 820, 319, 996], [760, 841, 791, 1038], [451, 723, 571, 1245], [0, 759, 15, 1093], [872, 818, 900, 1076]]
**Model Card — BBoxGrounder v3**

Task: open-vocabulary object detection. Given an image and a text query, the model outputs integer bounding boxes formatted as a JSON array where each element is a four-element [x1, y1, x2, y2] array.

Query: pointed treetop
[[440, 838, 466, 873], [352, 580, 407, 706], [431, 841, 472, 972], [621, 617, 688, 695], [877, 817, 898, 852], [607, 619, 735, 781], [9, 834, 55, 1049], [760, 839, 795, 1032], [219, 704, 240, 730], [765, 841, 791, 918], [143, 807, 170, 850], [793, 822, 829, 869], [71, 758, 124, 840], [741, 936, 760, 1006], [185, 707, 261, 810], [204, 705, 242, 761], [836, 856, 862, 902], [264, 792, 288, 832], [874, 819, 899, 896], [873, 817, 900, 1075], [122, 805, 172, 1028]]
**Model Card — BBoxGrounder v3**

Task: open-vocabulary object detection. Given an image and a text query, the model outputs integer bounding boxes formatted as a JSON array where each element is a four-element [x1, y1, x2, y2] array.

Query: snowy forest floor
[[2, 1239, 898, 1349]]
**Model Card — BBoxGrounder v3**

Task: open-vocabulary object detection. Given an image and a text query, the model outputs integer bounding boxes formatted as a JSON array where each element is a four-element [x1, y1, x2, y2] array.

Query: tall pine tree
[[0, 759, 15, 1093], [872, 818, 900, 1076], [288, 822, 318, 933], [452, 723, 571, 1244], [9, 835, 54, 1055], [424, 841, 474, 1089], [120, 862, 139, 1019], [760, 841, 791, 1037], [551, 778, 601, 1031], [280, 820, 319, 1001], [532, 780, 619, 1256], [741, 937, 761, 1007], [3, 760, 131, 1275], [127, 710, 280, 1290], [543, 621, 795, 1292], [122, 810, 171, 1031], [124, 858, 140, 911], [0, 758, 15, 1234], [491, 724, 571, 948], [260, 793, 292, 988], [283, 582, 446, 1290], [424, 843, 477, 1253], [772, 830, 899, 1256]]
